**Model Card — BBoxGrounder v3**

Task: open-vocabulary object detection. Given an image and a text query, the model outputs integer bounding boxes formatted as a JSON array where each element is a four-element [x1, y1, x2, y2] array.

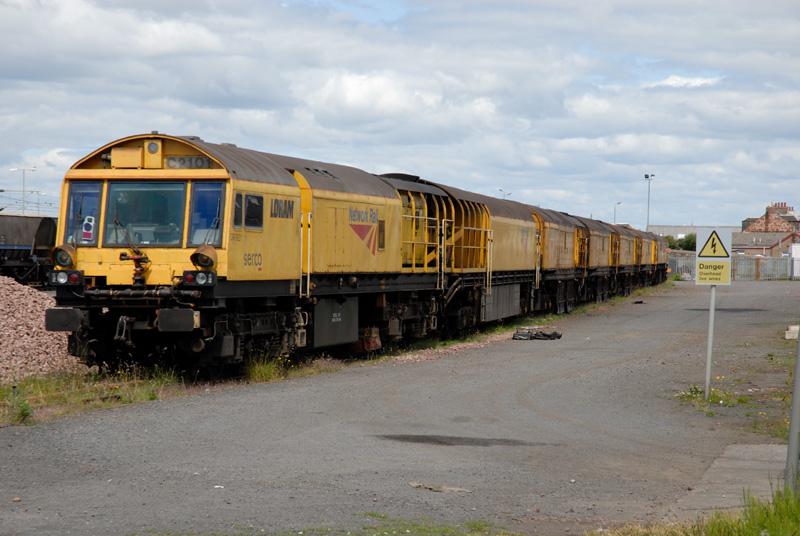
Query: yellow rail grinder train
[[45, 133, 667, 365]]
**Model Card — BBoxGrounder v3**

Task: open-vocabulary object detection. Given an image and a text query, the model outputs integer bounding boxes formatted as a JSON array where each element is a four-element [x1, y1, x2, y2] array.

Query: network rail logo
[[349, 207, 379, 255]]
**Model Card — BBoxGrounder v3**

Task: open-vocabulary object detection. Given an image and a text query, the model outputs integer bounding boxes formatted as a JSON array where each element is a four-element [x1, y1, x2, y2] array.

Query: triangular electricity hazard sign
[[698, 230, 729, 258]]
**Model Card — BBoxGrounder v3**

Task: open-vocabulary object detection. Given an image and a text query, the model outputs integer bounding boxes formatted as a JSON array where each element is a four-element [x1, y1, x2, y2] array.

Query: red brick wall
[[744, 206, 797, 233]]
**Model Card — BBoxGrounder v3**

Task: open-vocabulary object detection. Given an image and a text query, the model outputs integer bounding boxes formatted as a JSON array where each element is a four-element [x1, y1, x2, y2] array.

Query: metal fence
[[669, 255, 696, 279], [733, 255, 792, 280], [668, 253, 794, 281]]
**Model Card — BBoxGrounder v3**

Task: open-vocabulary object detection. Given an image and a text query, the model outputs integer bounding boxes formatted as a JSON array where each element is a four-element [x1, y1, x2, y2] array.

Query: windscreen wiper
[[70, 194, 84, 248], [202, 196, 222, 245]]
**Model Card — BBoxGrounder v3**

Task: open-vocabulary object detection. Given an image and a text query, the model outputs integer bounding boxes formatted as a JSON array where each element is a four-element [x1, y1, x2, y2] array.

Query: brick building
[[732, 232, 800, 256], [742, 202, 800, 232]]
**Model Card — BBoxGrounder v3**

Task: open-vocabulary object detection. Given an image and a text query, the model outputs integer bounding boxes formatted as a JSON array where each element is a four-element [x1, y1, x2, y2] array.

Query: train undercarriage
[[48, 264, 667, 369]]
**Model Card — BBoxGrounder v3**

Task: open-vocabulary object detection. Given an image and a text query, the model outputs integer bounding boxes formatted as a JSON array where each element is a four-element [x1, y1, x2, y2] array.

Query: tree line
[[665, 233, 696, 251]]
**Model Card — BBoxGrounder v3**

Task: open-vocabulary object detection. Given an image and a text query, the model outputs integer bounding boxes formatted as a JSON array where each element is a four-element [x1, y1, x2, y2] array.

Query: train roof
[[427, 181, 535, 220], [613, 224, 642, 238], [529, 206, 578, 227], [177, 136, 299, 187], [182, 137, 397, 199], [572, 215, 617, 234], [379, 174, 450, 197]]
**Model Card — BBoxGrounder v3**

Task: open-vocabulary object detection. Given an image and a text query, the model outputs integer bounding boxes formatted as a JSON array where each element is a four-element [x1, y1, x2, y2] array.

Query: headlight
[[196, 272, 208, 285], [56, 271, 69, 284], [52, 244, 76, 267], [190, 244, 217, 269]]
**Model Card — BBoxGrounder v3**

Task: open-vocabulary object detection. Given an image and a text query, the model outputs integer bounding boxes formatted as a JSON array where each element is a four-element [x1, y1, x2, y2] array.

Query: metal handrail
[[306, 213, 312, 295]]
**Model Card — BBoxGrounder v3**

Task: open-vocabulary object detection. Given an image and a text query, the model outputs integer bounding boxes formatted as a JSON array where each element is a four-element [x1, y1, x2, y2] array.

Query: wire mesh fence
[[734, 255, 791, 280], [668, 253, 794, 281]]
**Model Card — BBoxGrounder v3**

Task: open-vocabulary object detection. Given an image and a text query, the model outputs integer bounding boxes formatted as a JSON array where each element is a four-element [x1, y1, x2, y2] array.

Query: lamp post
[[8, 167, 36, 216], [613, 201, 622, 224], [644, 173, 655, 230], [498, 188, 511, 200]]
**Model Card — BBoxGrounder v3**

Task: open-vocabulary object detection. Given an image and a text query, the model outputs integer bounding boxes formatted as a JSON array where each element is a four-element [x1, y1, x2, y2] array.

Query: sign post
[[785, 337, 800, 491], [695, 228, 732, 401]]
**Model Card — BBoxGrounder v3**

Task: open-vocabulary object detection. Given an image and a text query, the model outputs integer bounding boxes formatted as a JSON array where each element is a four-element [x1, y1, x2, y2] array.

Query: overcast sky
[[1, 0, 798, 228]]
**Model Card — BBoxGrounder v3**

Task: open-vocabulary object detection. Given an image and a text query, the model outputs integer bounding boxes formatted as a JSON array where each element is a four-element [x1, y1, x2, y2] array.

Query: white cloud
[[645, 75, 722, 88], [303, 72, 430, 117], [565, 94, 612, 117]]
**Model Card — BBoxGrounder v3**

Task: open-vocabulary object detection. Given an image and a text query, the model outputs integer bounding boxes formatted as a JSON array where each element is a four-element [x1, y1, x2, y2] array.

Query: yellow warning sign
[[698, 230, 730, 258], [697, 260, 731, 285]]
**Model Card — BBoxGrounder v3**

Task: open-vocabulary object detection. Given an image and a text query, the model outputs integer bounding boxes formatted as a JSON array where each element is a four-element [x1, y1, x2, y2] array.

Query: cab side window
[[234, 193, 243, 228], [64, 181, 102, 246], [245, 194, 263, 229]]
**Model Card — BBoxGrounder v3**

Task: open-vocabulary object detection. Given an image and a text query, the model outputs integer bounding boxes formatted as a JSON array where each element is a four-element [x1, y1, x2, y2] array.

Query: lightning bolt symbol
[[711, 237, 717, 254]]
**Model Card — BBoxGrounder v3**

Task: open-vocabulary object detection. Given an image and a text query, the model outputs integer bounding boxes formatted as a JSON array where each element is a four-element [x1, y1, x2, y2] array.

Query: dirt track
[[0, 281, 795, 535]]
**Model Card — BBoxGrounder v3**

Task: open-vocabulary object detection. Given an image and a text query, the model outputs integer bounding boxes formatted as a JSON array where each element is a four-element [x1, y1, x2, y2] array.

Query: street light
[[8, 167, 36, 216], [644, 173, 655, 230], [498, 188, 511, 200], [613, 201, 622, 224]]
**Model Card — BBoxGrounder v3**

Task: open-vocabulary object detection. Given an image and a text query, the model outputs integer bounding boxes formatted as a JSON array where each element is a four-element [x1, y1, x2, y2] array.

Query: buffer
[[698, 230, 730, 258]]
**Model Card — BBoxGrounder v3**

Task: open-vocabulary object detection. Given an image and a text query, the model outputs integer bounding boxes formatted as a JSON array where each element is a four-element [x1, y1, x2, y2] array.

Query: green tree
[[665, 235, 680, 249], [678, 233, 696, 251]]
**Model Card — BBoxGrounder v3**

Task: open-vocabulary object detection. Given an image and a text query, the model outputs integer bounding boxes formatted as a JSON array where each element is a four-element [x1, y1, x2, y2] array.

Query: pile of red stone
[[0, 276, 86, 383]]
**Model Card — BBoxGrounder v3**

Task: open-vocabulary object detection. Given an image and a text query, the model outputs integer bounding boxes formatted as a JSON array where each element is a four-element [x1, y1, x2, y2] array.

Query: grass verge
[[138, 515, 519, 536], [0, 355, 347, 426], [245, 355, 344, 383], [0, 367, 181, 426], [591, 487, 800, 536]]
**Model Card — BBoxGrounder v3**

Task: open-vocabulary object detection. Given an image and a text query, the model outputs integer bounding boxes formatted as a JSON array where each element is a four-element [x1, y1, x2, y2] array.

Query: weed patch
[[752, 416, 790, 440], [245, 355, 344, 384], [676, 384, 752, 410], [592, 487, 800, 536], [0, 367, 180, 426], [7, 386, 32, 424], [245, 358, 285, 383]]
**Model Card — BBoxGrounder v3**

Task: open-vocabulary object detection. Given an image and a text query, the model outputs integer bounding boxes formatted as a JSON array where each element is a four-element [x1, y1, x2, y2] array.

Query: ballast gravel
[[0, 276, 85, 383]]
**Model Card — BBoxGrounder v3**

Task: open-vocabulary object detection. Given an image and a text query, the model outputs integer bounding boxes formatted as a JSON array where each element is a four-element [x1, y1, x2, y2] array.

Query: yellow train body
[[310, 192, 401, 273], [489, 216, 537, 272], [46, 133, 667, 365]]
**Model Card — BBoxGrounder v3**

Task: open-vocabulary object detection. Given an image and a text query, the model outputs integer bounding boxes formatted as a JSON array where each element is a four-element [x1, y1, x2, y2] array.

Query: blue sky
[[1, 0, 798, 228]]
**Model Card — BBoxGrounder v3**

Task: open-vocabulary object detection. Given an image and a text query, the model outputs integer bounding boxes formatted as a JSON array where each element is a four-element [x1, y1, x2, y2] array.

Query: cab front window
[[104, 182, 186, 247], [64, 181, 102, 246]]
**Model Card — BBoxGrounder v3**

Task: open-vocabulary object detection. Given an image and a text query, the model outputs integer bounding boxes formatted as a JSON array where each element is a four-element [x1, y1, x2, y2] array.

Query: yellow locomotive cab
[[56, 134, 235, 286]]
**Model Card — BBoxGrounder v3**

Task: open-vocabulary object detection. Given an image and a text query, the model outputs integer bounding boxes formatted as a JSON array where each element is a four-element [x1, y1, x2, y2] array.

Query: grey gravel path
[[1, 281, 796, 535]]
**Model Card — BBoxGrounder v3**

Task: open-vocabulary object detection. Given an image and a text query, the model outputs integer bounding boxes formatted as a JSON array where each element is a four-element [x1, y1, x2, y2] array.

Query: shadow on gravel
[[376, 434, 562, 447]]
